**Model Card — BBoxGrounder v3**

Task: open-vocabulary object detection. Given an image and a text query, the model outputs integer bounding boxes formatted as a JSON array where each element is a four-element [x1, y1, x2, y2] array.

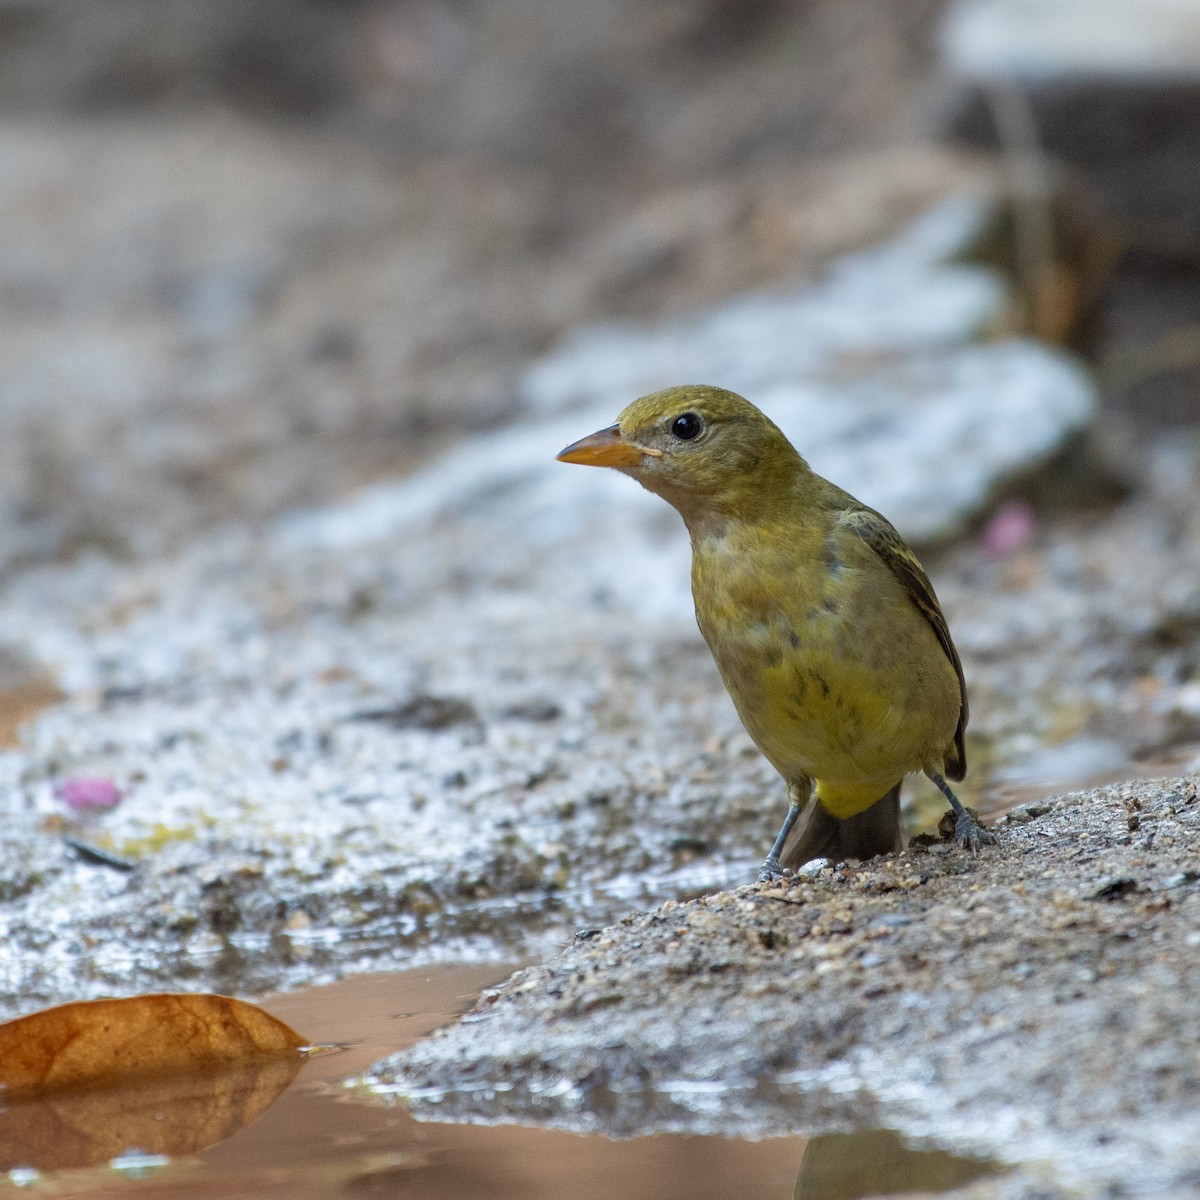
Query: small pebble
[[796, 857, 831, 877]]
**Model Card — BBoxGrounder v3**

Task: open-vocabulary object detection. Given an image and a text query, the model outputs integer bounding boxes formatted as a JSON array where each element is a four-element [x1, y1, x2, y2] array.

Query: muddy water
[[0, 965, 995, 1200]]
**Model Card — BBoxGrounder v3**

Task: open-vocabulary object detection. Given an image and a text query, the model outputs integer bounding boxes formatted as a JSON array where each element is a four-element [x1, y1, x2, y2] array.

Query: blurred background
[[0, 0, 952, 572], [3, 0, 1188, 571], [2, 0, 1200, 792]]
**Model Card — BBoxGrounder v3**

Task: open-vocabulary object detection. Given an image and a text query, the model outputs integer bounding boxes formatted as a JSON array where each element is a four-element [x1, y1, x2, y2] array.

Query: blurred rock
[[996, 735, 1129, 788], [0, 2, 361, 114], [941, 0, 1200, 80], [0, 2, 944, 177], [0, 5, 1114, 583], [523, 194, 1096, 543], [0, 116, 411, 572], [942, 0, 1200, 255], [523, 195, 1014, 409], [940, 0, 1200, 425], [0, 128, 1085, 576]]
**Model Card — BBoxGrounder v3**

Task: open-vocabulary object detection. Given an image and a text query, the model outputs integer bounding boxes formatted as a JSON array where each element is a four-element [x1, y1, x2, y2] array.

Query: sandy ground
[[375, 775, 1200, 1198]]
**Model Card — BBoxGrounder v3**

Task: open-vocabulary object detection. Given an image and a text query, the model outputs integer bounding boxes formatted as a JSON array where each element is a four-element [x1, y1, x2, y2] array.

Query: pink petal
[[981, 500, 1036, 560], [54, 776, 122, 812]]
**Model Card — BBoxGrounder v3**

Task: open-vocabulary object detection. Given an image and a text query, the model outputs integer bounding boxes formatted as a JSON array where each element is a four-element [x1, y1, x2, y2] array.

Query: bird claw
[[953, 809, 997, 852], [757, 857, 785, 883]]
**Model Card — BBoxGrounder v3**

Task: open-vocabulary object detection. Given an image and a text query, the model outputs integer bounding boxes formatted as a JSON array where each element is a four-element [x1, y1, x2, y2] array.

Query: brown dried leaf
[[0, 993, 307, 1099]]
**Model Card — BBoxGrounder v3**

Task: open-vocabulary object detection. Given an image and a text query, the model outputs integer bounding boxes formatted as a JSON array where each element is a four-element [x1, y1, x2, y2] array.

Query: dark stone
[[347, 694, 480, 732]]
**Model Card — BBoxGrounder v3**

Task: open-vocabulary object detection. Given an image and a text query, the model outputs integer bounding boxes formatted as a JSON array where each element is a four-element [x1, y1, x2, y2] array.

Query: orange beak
[[555, 424, 658, 468]]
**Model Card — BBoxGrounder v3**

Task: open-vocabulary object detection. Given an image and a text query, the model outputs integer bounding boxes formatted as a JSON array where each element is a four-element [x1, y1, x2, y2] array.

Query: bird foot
[[757, 856, 787, 883], [951, 808, 997, 852]]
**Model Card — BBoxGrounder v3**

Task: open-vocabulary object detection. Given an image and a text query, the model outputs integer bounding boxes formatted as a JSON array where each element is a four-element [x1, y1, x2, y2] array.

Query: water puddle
[[794, 1130, 998, 1199], [980, 742, 1200, 822], [0, 965, 1000, 1199]]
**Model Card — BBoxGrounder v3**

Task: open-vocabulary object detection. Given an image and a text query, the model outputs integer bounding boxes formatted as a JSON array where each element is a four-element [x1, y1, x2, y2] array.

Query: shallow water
[[0, 965, 997, 1200]]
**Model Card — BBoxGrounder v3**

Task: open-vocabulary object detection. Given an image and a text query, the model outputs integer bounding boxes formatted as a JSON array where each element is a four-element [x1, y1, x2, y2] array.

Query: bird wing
[[838, 506, 968, 779]]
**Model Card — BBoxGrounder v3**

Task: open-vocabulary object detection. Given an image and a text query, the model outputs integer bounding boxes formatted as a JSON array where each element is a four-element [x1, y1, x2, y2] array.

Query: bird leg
[[758, 804, 800, 882], [758, 780, 811, 882], [927, 772, 997, 851]]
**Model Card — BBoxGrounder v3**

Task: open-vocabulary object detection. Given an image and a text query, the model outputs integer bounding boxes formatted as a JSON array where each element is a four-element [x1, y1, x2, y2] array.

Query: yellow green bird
[[556, 384, 995, 879]]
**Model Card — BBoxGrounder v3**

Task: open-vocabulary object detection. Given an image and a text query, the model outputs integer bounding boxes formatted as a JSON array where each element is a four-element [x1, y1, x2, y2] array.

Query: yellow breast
[[690, 518, 960, 818]]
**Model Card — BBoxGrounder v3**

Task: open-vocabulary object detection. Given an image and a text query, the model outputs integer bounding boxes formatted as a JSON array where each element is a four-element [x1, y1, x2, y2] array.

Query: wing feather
[[839, 507, 968, 779]]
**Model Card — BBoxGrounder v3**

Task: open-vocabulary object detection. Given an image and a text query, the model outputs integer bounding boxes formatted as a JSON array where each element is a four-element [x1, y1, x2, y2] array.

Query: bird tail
[[780, 782, 902, 870]]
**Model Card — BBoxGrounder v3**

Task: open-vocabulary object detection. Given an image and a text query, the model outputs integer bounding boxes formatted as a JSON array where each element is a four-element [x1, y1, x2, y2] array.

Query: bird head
[[556, 385, 804, 526]]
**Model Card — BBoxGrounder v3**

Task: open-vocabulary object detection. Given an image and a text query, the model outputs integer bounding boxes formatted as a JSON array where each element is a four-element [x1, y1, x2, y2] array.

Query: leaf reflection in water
[[0, 1055, 304, 1171]]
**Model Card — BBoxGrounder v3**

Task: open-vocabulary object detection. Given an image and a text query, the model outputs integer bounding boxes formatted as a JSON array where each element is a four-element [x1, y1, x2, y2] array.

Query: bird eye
[[669, 412, 705, 441]]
